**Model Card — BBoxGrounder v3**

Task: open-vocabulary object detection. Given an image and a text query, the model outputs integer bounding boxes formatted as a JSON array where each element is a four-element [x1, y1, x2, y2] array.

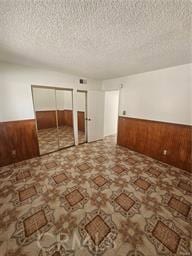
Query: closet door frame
[[77, 90, 88, 144], [31, 85, 75, 155]]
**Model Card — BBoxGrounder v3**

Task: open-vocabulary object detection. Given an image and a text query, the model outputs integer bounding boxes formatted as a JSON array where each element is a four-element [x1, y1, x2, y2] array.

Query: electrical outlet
[[12, 150, 16, 156], [122, 110, 126, 115], [163, 150, 167, 156]]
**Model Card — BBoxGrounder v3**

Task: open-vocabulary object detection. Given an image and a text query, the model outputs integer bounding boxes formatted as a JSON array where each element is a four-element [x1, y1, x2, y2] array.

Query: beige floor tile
[[0, 135, 191, 256]]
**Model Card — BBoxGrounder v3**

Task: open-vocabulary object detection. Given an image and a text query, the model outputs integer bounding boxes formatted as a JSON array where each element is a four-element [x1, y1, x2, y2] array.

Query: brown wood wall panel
[[36, 110, 57, 129], [0, 119, 39, 167], [63, 110, 73, 127], [117, 116, 191, 172], [78, 111, 85, 132], [35, 110, 85, 131], [57, 110, 65, 127]]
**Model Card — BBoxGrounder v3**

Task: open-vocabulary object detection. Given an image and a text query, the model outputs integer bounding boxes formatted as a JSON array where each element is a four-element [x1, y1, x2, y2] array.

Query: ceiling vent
[[80, 79, 87, 84]]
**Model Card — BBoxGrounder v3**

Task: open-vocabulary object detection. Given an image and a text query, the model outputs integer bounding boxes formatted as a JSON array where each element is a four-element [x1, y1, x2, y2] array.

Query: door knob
[[86, 118, 91, 121]]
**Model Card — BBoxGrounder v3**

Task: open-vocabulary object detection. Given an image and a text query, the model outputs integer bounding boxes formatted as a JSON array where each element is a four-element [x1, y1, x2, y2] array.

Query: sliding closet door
[[56, 89, 75, 148], [32, 87, 59, 155]]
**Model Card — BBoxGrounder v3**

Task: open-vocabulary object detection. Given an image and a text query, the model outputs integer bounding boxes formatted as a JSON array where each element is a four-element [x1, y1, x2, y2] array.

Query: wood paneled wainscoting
[[0, 119, 39, 167], [35, 110, 73, 129], [36, 110, 57, 129], [117, 116, 191, 172], [78, 111, 85, 132], [35, 110, 85, 131], [63, 110, 73, 127]]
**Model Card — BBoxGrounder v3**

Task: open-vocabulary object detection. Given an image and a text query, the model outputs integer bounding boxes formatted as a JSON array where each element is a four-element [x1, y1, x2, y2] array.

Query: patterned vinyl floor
[[0, 136, 191, 256], [37, 126, 86, 155]]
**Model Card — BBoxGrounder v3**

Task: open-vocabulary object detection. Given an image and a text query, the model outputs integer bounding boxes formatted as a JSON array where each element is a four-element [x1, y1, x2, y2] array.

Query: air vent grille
[[80, 79, 87, 84]]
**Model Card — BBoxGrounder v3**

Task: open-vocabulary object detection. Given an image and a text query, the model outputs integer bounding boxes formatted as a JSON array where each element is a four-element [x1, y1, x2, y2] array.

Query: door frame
[[77, 90, 88, 144], [103, 89, 120, 139]]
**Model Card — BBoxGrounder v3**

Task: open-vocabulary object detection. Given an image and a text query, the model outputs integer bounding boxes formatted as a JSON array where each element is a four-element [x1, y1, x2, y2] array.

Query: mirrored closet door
[[56, 89, 75, 148], [32, 87, 59, 155], [32, 86, 75, 155], [77, 90, 87, 144]]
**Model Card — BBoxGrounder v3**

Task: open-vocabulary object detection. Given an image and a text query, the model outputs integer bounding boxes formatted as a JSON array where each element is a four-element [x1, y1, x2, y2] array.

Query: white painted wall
[[102, 64, 192, 125], [0, 62, 102, 122], [62, 90, 73, 110], [33, 88, 56, 111], [33, 88, 74, 111], [77, 92, 86, 112], [1, 61, 191, 131], [104, 91, 119, 136]]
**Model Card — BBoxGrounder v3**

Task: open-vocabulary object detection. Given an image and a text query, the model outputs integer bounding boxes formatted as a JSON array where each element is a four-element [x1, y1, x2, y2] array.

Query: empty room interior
[[0, 1, 191, 256]]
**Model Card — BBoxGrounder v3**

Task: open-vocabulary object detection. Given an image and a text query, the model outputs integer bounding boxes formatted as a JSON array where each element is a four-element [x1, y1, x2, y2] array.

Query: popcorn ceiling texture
[[0, 0, 191, 79]]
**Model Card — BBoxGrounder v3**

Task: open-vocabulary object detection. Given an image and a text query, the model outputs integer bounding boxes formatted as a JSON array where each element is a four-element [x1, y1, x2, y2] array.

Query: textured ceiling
[[0, 0, 191, 79]]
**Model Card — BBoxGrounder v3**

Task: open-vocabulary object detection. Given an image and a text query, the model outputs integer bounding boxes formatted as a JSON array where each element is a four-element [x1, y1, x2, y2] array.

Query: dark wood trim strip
[[0, 119, 35, 125], [119, 115, 192, 128], [31, 84, 74, 91]]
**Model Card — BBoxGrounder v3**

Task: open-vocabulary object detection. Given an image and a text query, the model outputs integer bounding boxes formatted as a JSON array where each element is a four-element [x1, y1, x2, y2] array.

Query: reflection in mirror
[[32, 87, 59, 155], [56, 89, 75, 148], [77, 91, 87, 144]]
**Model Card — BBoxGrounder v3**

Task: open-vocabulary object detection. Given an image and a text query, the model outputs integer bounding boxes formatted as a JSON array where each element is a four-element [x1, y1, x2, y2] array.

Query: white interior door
[[87, 90, 105, 142]]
